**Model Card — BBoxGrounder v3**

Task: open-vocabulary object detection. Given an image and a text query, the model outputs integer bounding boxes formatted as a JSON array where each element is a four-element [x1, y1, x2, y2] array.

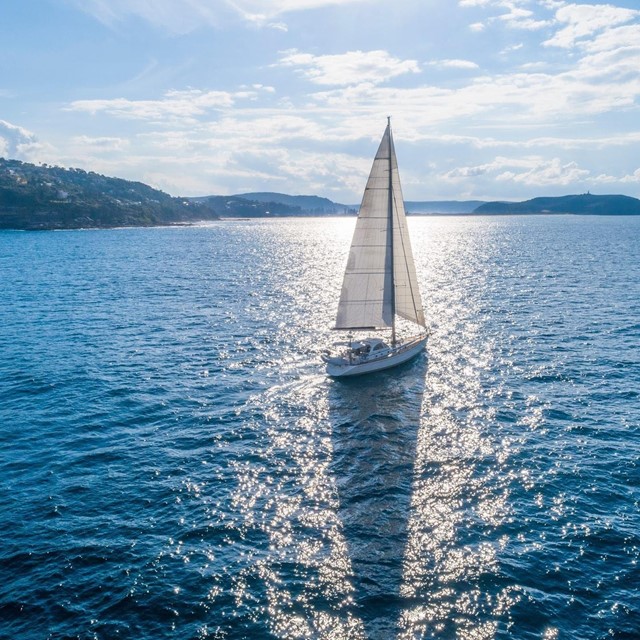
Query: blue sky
[[1, 0, 640, 202]]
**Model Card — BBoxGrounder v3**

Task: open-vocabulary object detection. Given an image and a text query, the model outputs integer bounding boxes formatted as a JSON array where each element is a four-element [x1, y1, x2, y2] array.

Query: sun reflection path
[[230, 376, 366, 639], [397, 219, 523, 639]]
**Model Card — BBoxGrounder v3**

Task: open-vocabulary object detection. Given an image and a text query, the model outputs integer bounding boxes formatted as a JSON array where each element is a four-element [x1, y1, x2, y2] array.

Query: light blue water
[[0, 216, 639, 639]]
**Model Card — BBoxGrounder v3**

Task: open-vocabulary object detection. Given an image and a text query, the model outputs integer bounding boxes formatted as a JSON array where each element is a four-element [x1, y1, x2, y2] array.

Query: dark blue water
[[1, 216, 639, 639]]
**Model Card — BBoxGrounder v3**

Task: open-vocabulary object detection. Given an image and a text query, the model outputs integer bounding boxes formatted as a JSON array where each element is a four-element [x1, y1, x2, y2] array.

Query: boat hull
[[325, 336, 427, 378]]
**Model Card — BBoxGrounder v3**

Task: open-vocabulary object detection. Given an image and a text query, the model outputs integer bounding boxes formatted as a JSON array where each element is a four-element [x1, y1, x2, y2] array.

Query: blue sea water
[[0, 215, 639, 640]]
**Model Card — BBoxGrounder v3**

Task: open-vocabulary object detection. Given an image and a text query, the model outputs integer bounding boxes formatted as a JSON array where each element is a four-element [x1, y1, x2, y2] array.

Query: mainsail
[[335, 121, 425, 331]]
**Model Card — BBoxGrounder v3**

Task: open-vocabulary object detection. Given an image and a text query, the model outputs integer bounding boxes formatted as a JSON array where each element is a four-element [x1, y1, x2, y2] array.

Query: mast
[[388, 116, 396, 346]]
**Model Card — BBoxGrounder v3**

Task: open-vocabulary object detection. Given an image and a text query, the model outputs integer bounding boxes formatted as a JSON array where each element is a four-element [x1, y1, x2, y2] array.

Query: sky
[[1, 0, 640, 203]]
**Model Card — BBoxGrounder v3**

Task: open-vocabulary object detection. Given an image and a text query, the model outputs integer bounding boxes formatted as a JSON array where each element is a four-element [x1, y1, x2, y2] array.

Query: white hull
[[324, 335, 427, 378]]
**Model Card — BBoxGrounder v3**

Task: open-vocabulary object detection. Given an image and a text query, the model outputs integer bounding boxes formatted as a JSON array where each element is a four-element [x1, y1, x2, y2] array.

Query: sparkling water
[[1, 216, 639, 639]]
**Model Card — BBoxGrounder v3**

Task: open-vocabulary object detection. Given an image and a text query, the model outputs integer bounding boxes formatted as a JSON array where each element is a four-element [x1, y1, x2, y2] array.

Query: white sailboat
[[323, 118, 428, 377]]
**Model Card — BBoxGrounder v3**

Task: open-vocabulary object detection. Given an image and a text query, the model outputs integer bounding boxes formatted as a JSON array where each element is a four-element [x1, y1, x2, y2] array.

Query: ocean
[[0, 215, 639, 639]]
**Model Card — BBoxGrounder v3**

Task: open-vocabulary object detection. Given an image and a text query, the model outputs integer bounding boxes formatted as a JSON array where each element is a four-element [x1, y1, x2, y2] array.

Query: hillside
[[189, 193, 342, 218], [474, 193, 640, 215], [0, 158, 218, 230]]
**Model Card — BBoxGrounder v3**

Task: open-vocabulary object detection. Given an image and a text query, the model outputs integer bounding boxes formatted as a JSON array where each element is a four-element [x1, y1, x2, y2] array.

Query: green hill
[[189, 192, 354, 216], [0, 158, 218, 230], [191, 194, 305, 217], [474, 193, 640, 215]]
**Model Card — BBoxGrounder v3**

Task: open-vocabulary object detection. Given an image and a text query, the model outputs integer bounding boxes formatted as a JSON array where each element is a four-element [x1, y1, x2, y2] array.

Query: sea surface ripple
[[0, 216, 639, 639]]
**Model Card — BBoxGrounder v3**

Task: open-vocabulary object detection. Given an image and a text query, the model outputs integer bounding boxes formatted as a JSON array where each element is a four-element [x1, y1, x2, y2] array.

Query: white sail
[[389, 133, 426, 328], [335, 122, 425, 330]]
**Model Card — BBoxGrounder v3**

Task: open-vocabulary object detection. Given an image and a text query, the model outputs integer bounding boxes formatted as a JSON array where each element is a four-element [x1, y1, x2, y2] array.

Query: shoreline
[[3, 211, 640, 232]]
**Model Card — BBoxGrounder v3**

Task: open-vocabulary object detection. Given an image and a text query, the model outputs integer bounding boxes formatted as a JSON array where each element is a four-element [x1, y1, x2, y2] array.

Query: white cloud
[[53, 7, 640, 198], [443, 163, 495, 179], [566, 167, 640, 186], [407, 130, 640, 152], [443, 156, 530, 181], [583, 22, 640, 54], [0, 120, 47, 160], [443, 155, 591, 187], [498, 5, 550, 30], [147, 114, 332, 150], [268, 21, 288, 32], [618, 168, 640, 183], [110, 116, 374, 196], [460, 0, 551, 30], [18, 0, 640, 201], [303, 50, 640, 127], [545, 3, 640, 49], [497, 157, 590, 186], [518, 132, 640, 150], [463, 0, 640, 47], [427, 58, 480, 70], [459, 0, 493, 6], [71, 136, 130, 152], [501, 43, 524, 54], [277, 49, 420, 86], [65, 88, 272, 121]]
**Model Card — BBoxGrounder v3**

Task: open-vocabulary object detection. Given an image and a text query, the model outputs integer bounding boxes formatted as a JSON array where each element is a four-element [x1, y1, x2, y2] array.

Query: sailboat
[[322, 118, 428, 377]]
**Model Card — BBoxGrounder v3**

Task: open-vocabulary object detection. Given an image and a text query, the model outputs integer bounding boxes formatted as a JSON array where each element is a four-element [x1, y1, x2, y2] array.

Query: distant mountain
[[193, 192, 485, 216], [188, 194, 298, 217], [190, 192, 354, 217], [406, 200, 486, 214], [236, 193, 485, 215], [474, 194, 640, 215], [236, 192, 353, 214], [0, 158, 218, 230]]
